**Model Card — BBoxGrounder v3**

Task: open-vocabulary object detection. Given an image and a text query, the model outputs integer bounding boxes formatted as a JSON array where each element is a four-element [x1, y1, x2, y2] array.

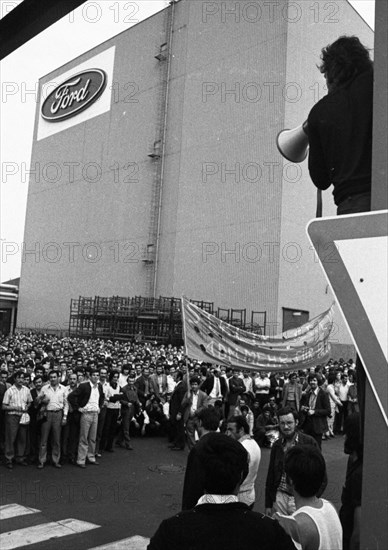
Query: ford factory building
[[17, 0, 373, 350]]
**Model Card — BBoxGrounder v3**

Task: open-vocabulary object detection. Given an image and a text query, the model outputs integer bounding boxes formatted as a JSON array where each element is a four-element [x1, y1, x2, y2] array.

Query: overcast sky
[[0, 0, 376, 281]]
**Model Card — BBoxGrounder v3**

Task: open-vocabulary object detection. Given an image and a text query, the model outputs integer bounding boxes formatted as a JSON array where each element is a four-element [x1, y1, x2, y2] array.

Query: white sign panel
[[37, 46, 115, 141]]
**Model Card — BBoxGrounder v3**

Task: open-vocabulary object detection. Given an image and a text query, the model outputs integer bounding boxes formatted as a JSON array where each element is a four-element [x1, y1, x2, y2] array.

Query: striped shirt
[[2, 385, 32, 413]]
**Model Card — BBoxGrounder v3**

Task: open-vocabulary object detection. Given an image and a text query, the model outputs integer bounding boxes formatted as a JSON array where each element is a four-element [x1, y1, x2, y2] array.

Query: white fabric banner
[[181, 297, 333, 372]]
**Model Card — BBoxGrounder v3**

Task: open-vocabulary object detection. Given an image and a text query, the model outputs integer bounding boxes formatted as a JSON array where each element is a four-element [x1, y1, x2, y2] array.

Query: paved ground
[[0, 434, 347, 549]]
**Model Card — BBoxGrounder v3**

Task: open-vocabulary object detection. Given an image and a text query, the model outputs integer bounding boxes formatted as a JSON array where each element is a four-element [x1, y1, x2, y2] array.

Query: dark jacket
[[227, 376, 245, 405], [299, 387, 331, 434], [200, 375, 228, 399], [281, 382, 303, 411], [148, 502, 295, 550], [120, 384, 141, 413], [265, 431, 327, 508], [181, 390, 209, 423], [134, 375, 152, 405], [308, 69, 373, 206], [149, 373, 168, 401], [182, 432, 214, 510], [169, 380, 188, 419], [67, 381, 104, 410]]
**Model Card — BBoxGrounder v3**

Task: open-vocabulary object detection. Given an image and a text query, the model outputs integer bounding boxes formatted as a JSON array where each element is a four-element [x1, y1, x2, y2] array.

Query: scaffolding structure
[[69, 295, 266, 344]]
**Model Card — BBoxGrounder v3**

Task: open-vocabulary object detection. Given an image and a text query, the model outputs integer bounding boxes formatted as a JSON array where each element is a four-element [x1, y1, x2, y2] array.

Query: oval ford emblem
[[41, 69, 107, 122]]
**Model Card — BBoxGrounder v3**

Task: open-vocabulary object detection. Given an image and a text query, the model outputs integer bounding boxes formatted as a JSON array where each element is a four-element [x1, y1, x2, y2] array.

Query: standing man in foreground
[[2, 370, 32, 469], [181, 406, 221, 510], [307, 35, 373, 215], [68, 368, 104, 468], [148, 433, 295, 550], [37, 370, 68, 469], [265, 407, 327, 516], [226, 415, 261, 509]]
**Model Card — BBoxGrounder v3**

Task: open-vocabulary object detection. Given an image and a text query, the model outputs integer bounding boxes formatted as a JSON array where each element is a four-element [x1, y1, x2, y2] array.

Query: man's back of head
[[196, 433, 249, 495]]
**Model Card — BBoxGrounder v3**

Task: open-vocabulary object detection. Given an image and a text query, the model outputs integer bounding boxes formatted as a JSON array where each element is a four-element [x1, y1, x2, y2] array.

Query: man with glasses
[[265, 407, 327, 516]]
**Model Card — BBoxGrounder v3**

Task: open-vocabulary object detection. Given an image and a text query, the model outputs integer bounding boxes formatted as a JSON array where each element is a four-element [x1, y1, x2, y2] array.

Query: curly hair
[[319, 35, 373, 91]]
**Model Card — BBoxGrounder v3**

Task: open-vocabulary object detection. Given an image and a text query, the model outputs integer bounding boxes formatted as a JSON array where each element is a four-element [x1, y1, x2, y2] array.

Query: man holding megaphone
[[278, 36, 373, 217], [308, 35, 373, 216]]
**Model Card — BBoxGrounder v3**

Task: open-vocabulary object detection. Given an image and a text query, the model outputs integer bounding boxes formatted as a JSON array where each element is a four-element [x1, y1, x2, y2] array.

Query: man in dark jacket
[[227, 370, 245, 418], [265, 407, 327, 516], [134, 367, 152, 407], [168, 371, 187, 450], [307, 36, 373, 215], [67, 369, 104, 467], [148, 433, 295, 550], [200, 366, 228, 406], [181, 406, 221, 510], [116, 373, 140, 450], [299, 374, 331, 449]]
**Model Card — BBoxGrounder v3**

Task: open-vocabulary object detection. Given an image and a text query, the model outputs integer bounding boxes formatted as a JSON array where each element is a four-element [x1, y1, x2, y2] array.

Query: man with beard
[[265, 407, 327, 516]]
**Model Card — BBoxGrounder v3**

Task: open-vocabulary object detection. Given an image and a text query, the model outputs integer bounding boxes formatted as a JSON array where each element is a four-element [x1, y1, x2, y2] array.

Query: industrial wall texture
[[17, 0, 373, 343]]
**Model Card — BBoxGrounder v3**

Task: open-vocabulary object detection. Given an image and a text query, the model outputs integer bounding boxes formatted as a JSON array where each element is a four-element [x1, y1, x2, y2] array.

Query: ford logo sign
[[41, 69, 107, 122]]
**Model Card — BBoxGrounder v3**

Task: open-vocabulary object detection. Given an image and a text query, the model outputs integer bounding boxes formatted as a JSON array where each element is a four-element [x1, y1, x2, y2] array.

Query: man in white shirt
[[2, 370, 32, 469], [68, 369, 104, 467], [226, 415, 261, 509], [201, 366, 228, 406], [37, 370, 68, 469], [336, 373, 351, 434]]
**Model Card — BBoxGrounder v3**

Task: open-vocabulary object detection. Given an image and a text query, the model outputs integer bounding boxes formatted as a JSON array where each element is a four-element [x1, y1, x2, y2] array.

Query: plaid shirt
[[277, 433, 299, 494]]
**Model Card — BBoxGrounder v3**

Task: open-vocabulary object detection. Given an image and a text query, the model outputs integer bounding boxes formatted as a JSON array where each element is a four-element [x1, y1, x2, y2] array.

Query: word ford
[[41, 69, 106, 122], [51, 77, 90, 113]]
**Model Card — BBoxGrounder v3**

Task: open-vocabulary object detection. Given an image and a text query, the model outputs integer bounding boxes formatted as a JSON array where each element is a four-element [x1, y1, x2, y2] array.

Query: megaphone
[[276, 120, 309, 163]]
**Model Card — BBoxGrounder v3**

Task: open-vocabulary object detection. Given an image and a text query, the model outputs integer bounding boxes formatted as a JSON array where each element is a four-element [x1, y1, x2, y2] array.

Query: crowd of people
[[1, 332, 361, 549], [0, 331, 358, 469]]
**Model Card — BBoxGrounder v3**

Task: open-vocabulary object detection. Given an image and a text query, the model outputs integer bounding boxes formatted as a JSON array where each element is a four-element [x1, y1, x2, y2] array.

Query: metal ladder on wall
[[144, 1, 176, 298]]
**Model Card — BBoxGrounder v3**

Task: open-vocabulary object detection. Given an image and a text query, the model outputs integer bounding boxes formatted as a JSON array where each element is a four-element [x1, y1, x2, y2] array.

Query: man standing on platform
[[307, 36, 373, 215]]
